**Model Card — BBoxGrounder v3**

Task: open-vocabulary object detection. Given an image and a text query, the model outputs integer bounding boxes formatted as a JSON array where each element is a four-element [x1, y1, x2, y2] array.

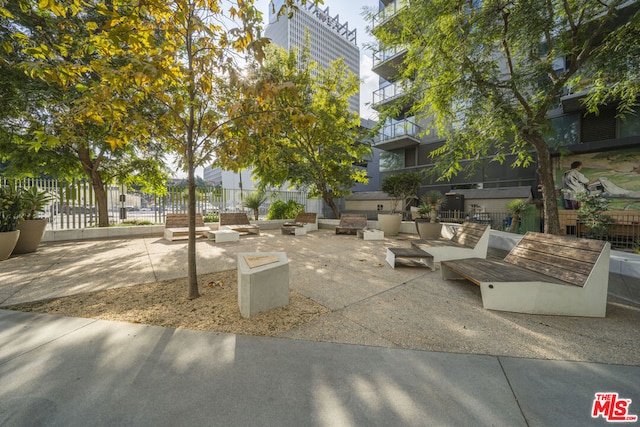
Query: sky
[[254, 0, 379, 121]]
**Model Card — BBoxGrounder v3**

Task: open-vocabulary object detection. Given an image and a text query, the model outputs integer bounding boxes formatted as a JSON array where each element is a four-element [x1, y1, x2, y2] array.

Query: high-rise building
[[265, 0, 360, 114]]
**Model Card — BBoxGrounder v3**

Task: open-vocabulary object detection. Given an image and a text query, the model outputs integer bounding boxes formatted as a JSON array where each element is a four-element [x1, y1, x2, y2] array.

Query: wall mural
[[555, 148, 640, 210]]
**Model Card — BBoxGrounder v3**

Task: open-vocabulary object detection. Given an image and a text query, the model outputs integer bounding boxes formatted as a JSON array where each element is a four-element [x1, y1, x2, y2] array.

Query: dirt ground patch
[[7, 270, 330, 337]]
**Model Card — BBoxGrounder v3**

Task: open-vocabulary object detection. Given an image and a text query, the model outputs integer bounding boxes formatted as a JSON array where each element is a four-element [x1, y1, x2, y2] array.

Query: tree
[[1, 1, 169, 225], [241, 43, 371, 219], [3, 0, 319, 299], [381, 172, 422, 214], [369, 1, 640, 234]]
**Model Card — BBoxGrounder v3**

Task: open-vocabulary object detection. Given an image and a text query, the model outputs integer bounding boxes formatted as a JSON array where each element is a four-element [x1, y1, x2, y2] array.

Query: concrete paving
[[1, 229, 640, 426]]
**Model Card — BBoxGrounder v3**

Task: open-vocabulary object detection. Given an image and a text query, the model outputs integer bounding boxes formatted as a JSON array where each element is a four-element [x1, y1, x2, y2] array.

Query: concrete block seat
[[237, 252, 289, 318]]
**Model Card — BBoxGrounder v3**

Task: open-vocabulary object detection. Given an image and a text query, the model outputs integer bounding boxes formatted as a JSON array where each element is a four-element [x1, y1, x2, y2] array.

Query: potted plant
[[379, 172, 422, 236], [14, 186, 52, 254], [0, 185, 23, 260], [506, 199, 532, 233], [415, 191, 443, 238]]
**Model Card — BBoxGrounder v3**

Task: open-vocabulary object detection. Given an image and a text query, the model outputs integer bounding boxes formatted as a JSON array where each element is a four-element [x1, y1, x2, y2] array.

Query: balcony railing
[[374, 118, 422, 150], [372, 45, 408, 81], [372, 0, 408, 29], [372, 81, 406, 108]]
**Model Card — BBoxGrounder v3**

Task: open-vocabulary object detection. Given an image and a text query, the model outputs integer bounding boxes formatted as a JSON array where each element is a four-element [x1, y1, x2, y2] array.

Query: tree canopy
[[369, 0, 640, 234], [242, 42, 371, 219]]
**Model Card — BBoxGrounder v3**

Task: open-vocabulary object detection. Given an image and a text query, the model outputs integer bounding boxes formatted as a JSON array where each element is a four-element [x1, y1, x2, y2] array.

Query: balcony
[[374, 118, 422, 151], [372, 80, 414, 114], [372, 46, 407, 81], [372, 0, 408, 29]]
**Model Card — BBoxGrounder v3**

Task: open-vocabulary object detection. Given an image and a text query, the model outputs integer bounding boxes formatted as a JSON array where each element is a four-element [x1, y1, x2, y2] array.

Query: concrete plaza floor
[[1, 229, 639, 426]]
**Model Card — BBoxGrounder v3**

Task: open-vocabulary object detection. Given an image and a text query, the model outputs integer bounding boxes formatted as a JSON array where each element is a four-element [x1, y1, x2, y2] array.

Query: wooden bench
[[281, 212, 317, 235], [441, 232, 610, 317], [387, 222, 490, 270], [163, 213, 211, 241], [335, 214, 368, 235], [219, 212, 260, 235]]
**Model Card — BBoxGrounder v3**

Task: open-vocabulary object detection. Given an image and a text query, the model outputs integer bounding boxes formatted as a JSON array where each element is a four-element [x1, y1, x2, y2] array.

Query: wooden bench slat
[[336, 214, 367, 234], [442, 258, 582, 286]]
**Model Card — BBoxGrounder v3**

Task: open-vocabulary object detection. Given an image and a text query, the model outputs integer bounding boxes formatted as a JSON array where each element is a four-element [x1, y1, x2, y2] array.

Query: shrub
[[203, 213, 219, 223], [267, 199, 304, 220]]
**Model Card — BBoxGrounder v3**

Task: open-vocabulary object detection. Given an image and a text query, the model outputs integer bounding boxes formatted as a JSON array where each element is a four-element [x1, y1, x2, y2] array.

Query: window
[[546, 114, 579, 147], [619, 113, 640, 138], [380, 149, 404, 172]]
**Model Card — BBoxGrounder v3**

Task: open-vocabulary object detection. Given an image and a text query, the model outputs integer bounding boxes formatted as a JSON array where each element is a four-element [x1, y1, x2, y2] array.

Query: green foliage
[[506, 200, 532, 216], [574, 192, 615, 239], [245, 41, 371, 219], [418, 191, 442, 222], [267, 200, 304, 220], [243, 191, 267, 220], [381, 172, 423, 214], [0, 185, 23, 232], [202, 213, 219, 223], [19, 186, 51, 220], [117, 220, 154, 226]]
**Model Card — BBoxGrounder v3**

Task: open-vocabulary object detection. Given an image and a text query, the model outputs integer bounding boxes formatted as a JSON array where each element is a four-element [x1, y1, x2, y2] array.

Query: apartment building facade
[[370, 1, 640, 213]]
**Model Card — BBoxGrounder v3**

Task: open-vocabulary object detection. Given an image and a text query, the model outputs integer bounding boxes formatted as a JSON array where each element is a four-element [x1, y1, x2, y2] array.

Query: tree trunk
[[508, 212, 520, 233], [187, 146, 199, 299], [77, 146, 110, 227], [322, 190, 339, 219], [526, 133, 561, 235]]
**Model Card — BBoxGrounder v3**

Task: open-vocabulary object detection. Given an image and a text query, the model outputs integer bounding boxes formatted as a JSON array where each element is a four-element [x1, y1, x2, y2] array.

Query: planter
[[415, 219, 442, 239], [14, 219, 48, 254], [378, 213, 402, 237], [0, 230, 20, 261]]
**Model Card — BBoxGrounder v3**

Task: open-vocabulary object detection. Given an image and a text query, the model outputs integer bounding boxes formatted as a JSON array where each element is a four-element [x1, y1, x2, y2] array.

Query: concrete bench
[[357, 229, 384, 240], [441, 232, 610, 317], [163, 213, 210, 241], [411, 221, 490, 261], [219, 213, 260, 235], [281, 212, 317, 235], [208, 229, 240, 243]]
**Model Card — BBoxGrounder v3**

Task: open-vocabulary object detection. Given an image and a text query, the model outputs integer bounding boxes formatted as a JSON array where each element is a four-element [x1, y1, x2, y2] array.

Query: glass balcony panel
[[373, 0, 408, 29]]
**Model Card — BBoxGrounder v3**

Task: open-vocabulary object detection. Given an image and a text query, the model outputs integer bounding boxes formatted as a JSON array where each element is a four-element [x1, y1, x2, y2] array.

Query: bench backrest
[[294, 212, 317, 224], [451, 222, 489, 248], [339, 214, 367, 228], [504, 232, 608, 287], [165, 213, 205, 228], [219, 212, 251, 226]]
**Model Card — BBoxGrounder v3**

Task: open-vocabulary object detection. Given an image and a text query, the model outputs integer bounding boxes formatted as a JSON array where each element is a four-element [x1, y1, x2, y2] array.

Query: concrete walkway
[[1, 230, 639, 426]]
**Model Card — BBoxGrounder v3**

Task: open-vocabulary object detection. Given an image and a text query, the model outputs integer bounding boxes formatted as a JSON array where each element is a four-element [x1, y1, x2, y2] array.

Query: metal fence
[[1, 177, 308, 229]]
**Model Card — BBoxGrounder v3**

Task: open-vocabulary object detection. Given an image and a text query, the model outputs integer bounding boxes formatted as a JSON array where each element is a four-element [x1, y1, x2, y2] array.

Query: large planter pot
[[0, 230, 20, 261], [14, 219, 48, 254], [377, 213, 402, 237], [415, 219, 442, 239]]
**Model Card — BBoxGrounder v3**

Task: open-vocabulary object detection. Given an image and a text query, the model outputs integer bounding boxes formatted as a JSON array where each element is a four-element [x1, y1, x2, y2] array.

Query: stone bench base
[[357, 229, 384, 240], [386, 247, 434, 270], [209, 229, 240, 242]]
